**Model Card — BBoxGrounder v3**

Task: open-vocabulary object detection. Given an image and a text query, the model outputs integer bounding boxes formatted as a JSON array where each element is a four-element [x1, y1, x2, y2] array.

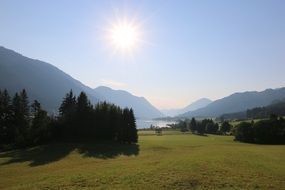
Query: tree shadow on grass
[[0, 142, 140, 167], [77, 142, 139, 159]]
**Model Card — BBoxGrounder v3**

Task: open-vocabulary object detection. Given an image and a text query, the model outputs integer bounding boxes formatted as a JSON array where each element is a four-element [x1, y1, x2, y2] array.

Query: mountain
[[0, 46, 102, 113], [0, 46, 163, 119], [220, 99, 285, 120], [94, 86, 164, 119], [161, 98, 212, 117], [180, 88, 285, 118]]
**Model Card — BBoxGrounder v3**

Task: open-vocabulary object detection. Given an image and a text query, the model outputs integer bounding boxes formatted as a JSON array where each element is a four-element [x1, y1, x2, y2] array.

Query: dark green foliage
[[59, 90, 77, 119], [171, 118, 220, 135], [253, 117, 285, 144], [220, 121, 232, 134], [128, 109, 138, 143], [169, 120, 188, 132], [219, 100, 285, 120], [11, 90, 30, 146], [247, 101, 285, 119], [206, 122, 219, 134], [29, 100, 52, 144], [0, 89, 53, 148], [234, 117, 285, 144], [196, 122, 206, 134], [57, 90, 138, 143], [0, 89, 138, 149], [172, 118, 219, 135], [0, 89, 12, 144], [155, 127, 162, 135], [179, 121, 188, 132], [233, 122, 254, 143], [192, 118, 214, 135], [116, 108, 137, 143], [189, 118, 197, 133]]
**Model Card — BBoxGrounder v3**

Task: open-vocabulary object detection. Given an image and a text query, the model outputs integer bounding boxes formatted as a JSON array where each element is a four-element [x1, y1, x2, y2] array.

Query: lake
[[136, 119, 177, 129]]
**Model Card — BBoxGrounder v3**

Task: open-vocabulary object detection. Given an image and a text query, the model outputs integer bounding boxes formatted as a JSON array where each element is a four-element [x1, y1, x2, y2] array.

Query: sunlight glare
[[111, 23, 138, 50]]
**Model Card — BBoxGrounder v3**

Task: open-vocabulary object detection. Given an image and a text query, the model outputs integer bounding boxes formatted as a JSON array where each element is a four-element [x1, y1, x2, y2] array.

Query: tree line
[[170, 118, 232, 135], [247, 101, 285, 119], [0, 89, 138, 149], [233, 114, 285, 144], [219, 100, 285, 120]]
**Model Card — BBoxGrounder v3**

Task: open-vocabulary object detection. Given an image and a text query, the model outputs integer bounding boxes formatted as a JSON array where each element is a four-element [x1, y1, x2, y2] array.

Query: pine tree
[[128, 108, 138, 143], [30, 100, 51, 144], [220, 121, 232, 134], [58, 90, 77, 139], [59, 89, 77, 118], [118, 108, 130, 143], [0, 89, 12, 144], [76, 92, 92, 138], [12, 90, 30, 145], [190, 118, 197, 133]]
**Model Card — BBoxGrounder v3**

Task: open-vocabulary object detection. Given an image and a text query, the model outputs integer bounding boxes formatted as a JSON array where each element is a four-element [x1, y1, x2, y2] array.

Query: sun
[[111, 23, 138, 50], [105, 17, 143, 55]]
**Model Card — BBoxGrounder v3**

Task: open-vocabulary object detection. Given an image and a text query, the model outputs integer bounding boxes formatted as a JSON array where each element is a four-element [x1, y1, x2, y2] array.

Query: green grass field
[[0, 132, 284, 190]]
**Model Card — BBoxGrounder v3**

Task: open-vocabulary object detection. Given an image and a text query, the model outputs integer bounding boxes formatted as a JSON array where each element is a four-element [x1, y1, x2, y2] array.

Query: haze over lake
[[136, 119, 177, 129]]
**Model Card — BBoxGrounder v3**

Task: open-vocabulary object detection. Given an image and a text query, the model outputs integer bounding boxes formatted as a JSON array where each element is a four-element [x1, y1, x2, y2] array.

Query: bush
[[234, 122, 254, 143], [234, 117, 285, 144]]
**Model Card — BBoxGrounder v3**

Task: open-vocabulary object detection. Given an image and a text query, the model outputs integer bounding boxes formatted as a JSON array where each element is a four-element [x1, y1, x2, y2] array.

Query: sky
[[0, 0, 285, 109]]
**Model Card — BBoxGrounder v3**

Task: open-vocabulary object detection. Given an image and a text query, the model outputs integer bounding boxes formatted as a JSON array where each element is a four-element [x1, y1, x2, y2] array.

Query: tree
[[177, 120, 188, 132], [75, 92, 93, 138], [206, 122, 219, 134], [220, 121, 232, 134], [58, 90, 77, 139], [0, 89, 12, 145], [190, 118, 197, 133], [11, 90, 30, 145], [30, 100, 51, 144], [59, 90, 77, 118], [234, 122, 254, 143], [252, 116, 285, 144], [234, 117, 285, 144], [116, 108, 138, 143], [128, 108, 138, 143], [155, 127, 162, 135], [76, 92, 91, 113], [1, 89, 139, 149], [196, 122, 206, 134]]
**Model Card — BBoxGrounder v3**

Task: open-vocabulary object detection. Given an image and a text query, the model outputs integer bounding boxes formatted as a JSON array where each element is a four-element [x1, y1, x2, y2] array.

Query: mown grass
[[0, 132, 284, 190]]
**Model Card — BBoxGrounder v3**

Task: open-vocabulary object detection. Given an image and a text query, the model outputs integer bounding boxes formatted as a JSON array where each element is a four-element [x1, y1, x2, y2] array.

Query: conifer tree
[[59, 90, 77, 118], [128, 108, 138, 143], [30, 100, 50, 144], [12, 90, 30, 145], [190, 117, 197, 133], [0, 89, 12, 144]]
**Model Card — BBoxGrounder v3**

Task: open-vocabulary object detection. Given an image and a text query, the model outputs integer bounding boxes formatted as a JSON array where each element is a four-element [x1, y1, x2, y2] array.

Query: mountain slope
[[0, 46, 102, 113], [162, 98, 212, 116], [94, 86, 164, 119], [180, 88, 285, 118]]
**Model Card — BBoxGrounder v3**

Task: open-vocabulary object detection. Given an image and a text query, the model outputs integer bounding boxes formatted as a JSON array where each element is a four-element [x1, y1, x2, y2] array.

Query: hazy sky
[[1, 0, 285, 109]]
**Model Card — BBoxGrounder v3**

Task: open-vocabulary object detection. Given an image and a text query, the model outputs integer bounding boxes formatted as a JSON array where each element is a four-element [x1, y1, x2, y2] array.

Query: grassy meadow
[[0, 131, 284, 190]]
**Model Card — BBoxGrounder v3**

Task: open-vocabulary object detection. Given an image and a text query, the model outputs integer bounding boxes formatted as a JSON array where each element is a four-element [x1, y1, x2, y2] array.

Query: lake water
[[136, 119, 177, 129]]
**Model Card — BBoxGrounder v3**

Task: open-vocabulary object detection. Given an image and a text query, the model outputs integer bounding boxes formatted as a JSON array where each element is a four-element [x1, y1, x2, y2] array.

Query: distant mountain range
[[94, 86, 163, 119], [0, 46, 101, 114], [2, 46, 285, 120], [161, 98, 212, 116], [179, 88, 285, 118], [220, 99, 285, 120], [0, 46, 163, 119]]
